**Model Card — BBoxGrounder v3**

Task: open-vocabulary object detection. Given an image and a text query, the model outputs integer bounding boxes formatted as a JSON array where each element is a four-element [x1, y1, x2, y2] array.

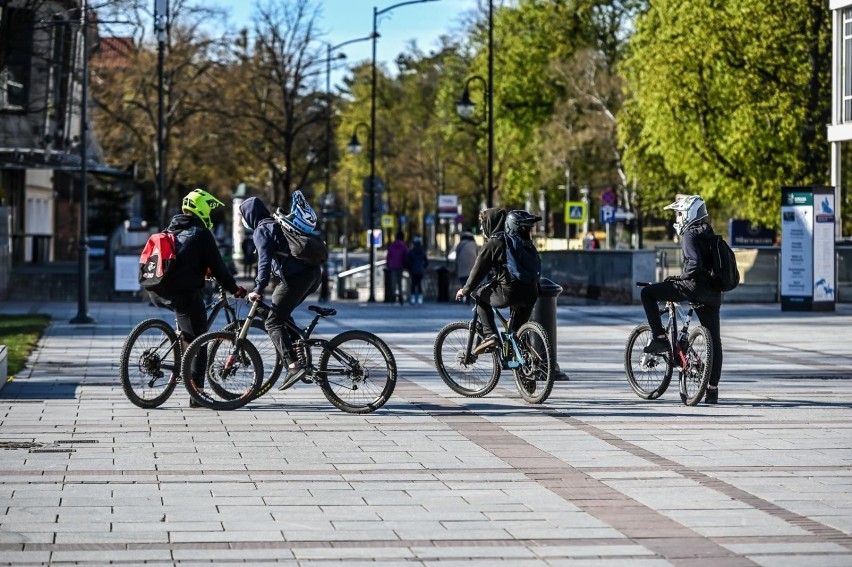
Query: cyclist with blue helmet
[[239, 191, 322, 385]]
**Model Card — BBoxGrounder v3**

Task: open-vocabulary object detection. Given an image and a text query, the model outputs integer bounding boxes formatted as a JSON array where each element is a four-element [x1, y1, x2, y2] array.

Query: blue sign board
[[600, 205, 617, 224], [424, 214, 435, 226]]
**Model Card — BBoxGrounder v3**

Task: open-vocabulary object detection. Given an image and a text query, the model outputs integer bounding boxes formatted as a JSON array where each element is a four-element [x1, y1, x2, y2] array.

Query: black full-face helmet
[[505, 210, 542, 237]]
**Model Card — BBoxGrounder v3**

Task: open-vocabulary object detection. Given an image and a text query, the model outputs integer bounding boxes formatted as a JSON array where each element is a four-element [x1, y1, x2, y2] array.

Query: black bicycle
[[624, 282, 713, 406], [182, 299, 398, 413], [119, 283, 282, 409], [433, 299, 555, 404]]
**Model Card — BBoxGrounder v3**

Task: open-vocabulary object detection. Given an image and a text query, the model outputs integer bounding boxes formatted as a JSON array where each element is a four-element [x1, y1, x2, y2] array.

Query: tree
[[619, 0, 831, 229]]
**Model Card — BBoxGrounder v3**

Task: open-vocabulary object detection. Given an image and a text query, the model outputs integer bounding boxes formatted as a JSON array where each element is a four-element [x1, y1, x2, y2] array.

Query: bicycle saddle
[[308, 306, 337, 317]]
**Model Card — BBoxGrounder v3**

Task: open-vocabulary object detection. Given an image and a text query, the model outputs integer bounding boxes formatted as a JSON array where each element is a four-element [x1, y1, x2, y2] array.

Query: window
[[0, 7, 34, 111]]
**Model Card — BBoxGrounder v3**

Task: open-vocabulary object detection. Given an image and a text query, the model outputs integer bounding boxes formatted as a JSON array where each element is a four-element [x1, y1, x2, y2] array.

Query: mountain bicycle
[[181, 299, 398, 413], [119, 283, 282, 409], [624, 282, 713, 406], [433, 298, 554, 404]]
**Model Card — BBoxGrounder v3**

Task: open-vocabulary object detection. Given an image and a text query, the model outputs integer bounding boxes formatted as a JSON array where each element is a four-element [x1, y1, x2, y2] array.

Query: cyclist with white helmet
[[455, 208, 542, 355], [641, 194, 723, 404], [148, 188, 247, 407], [239, 191, 322, 385]]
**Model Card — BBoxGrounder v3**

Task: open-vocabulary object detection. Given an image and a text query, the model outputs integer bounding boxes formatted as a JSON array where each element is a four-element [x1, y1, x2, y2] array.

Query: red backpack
[[138, 231, 178, 291]]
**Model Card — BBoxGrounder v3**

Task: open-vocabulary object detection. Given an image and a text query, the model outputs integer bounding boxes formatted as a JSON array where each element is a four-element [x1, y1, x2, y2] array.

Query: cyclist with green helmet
[[147, 188, 247, 407]]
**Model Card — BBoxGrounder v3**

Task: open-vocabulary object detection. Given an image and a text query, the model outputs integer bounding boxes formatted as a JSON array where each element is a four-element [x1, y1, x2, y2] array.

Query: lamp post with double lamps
[[369, 0, 440, 302]]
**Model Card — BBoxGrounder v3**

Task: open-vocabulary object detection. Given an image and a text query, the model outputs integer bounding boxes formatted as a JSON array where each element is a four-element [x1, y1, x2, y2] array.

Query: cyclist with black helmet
[[147, 188, 247, 406], [455, 208, 542, 355], [641, 194, 723, 404], [239, 191, 322, 386]]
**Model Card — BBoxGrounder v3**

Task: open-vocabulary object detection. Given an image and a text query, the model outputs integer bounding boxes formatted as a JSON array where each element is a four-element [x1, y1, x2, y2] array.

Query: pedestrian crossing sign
[[564, 201, 586, 224]]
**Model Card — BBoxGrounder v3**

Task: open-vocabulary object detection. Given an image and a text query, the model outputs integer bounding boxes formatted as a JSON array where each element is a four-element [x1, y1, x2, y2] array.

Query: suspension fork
[[465, 308, 481, 364], [224, 300, 260, 371]]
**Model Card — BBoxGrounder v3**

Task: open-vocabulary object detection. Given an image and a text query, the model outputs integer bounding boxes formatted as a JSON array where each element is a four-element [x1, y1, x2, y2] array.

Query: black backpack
[[706, 234, 740, 292], [502, 232, 540, 286], [270, 213, 328, 267]]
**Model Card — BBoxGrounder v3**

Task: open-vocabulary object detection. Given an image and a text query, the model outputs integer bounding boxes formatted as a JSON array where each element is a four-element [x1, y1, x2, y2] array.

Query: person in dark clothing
[[640, 194, 723, 404], [405, 236, 428, 304], [241, 234, 256, 278], [147, 188, 247, 407], [239, 191, 321, 386], [454, 208, 541, 355]]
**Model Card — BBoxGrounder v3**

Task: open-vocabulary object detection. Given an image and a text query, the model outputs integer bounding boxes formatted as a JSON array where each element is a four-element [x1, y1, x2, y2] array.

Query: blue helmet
[[280, 190, 317, 235]]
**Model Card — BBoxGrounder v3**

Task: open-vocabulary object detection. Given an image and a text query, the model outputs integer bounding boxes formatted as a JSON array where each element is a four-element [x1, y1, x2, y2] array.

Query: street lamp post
[[71, 0, 93, 324], [154, 0, 168, 229], [370, 0, 439, 303], [347, 122, 371, 268], [455, 0, 494, 207]]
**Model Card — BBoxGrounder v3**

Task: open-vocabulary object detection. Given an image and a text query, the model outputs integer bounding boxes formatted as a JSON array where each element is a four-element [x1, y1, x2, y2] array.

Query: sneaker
[[279, 364, 307, 390], [643, 336, 670, 354], [473, 335, 498, 356], [705, 387, 718, 405]]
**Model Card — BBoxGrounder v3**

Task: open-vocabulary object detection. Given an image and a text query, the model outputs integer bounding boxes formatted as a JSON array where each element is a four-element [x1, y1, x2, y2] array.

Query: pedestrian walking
[[454, 230, 478, 304], [385, 231, 408, 305], [405, 235, 428, 304]]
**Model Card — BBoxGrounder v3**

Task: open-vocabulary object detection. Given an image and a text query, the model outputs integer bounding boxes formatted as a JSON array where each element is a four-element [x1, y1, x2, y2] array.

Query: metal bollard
[[383, 268, 394, 303], [436, 266, 450, 302], [532, 277, 569, 380]]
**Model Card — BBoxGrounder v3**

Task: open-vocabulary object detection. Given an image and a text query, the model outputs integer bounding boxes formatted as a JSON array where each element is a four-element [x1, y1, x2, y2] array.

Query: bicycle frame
[[465, 304, 524, 370], [661, 301, 696, 371]]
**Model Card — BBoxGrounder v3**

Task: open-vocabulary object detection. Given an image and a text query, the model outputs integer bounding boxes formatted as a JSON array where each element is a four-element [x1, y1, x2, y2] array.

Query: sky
[[211, 0, 480, 87]]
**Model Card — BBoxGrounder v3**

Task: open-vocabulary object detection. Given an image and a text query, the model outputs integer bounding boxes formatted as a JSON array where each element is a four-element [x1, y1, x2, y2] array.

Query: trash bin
[[533, 277, 569, 380], [436, 266, 450, 302], [383, 267, 394, 303]]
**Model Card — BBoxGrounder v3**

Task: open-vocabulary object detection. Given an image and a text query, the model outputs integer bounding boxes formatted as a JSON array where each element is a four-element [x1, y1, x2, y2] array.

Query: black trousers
[[150, 289, 208, 388], [473, 284, 537, 339], [640, 281, 723, 387], [266, 267, 322, 363]]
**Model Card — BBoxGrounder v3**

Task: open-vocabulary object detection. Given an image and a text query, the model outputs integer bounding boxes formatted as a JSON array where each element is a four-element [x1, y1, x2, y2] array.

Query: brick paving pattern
[[0, 299, 850, 566]]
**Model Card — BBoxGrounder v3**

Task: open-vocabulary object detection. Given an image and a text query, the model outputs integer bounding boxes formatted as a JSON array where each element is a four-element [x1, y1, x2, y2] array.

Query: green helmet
[[182, 188, 223, 229]]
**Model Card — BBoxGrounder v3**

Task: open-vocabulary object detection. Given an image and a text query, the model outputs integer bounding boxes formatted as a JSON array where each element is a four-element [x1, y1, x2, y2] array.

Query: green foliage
[[620, 0, 831, 230], [0, 315, 50, 378]]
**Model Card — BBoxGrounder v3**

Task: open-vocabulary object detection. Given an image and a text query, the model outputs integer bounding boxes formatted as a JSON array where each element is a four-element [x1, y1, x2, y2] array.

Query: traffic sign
[[564, 201, 586, 224], [381, 214, 394, 229], [601, 189, 616, 206], [601, 205, 617, 224], [424, 214, 435, 226], [437, 194, 459, 219]]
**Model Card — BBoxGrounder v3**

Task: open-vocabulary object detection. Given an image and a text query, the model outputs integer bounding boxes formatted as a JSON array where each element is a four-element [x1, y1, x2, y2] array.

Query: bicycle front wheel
[[433, 321, 500, 397], [120, 318, 180, 408], [625, 324, 673, 399], [512, 321, 554, 404], [181, 331, 263, 410], [318, 330, 397, 414], [680, 326, 713, 406], [222, 319, 283, 399]]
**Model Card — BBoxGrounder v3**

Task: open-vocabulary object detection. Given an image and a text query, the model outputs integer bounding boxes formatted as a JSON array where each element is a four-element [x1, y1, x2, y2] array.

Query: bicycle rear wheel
[[625, 324, 673, 399], [512, 321, 554, 404], [120, 319, 180, 408], [181, 331, 262, 410], [318, 330, 397, 414], [222, 319, 283, 398], [680, 326, 713, 406], [433, 321, 500, 397]]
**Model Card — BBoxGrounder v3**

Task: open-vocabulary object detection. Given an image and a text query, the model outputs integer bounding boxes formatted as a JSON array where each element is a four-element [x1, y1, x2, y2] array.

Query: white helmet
[[664, 194, 707, 235]]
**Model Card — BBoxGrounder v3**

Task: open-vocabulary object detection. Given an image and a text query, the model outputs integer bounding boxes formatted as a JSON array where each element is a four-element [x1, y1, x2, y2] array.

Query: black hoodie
[[239, 196, 311, 293], [160, 213, 238, 294], [461, 208, 517, 295]]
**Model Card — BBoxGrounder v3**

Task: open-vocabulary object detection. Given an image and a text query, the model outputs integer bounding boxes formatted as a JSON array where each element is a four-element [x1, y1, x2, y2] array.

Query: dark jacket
[[405, 241, 428, 276], [158, 213, 238, 295], [461, 208, 525, 295], [239, 197, 311, 294], [674, 222, 723, 306]]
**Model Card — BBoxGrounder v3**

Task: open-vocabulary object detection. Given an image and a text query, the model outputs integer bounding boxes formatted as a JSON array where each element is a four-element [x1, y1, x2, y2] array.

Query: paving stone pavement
[[0, 297, 850, 566]]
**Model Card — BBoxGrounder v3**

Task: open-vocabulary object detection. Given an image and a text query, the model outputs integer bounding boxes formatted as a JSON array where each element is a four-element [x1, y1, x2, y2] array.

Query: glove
[[455, 289, 466, 302], [233, 286, 247, 299], [248, 291, 263, 303]]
